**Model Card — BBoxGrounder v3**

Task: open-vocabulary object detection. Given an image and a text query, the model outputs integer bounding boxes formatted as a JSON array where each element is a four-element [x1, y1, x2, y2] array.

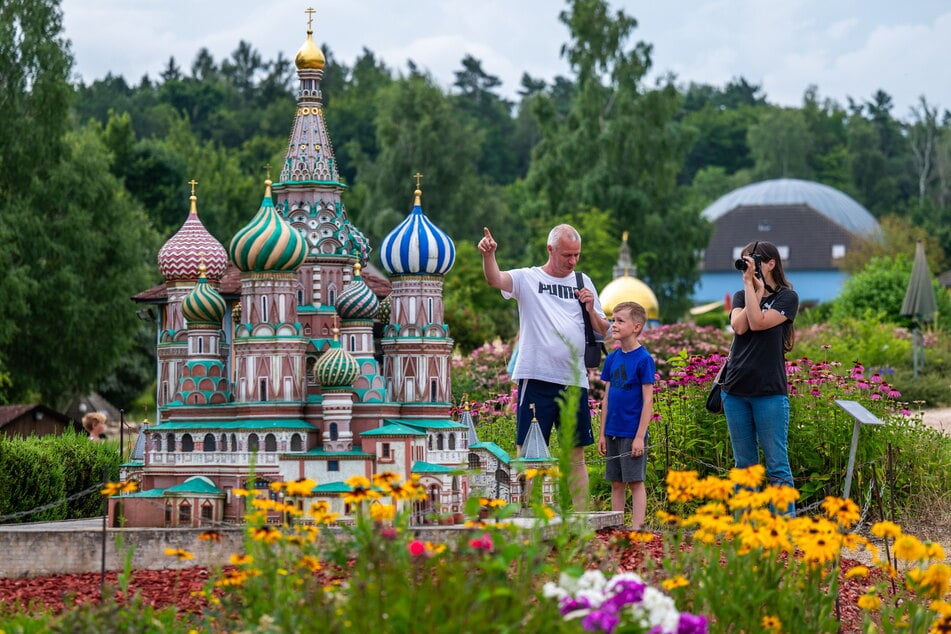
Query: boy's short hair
[[82, 412, 107, 432], [612, 301, 647, 324]]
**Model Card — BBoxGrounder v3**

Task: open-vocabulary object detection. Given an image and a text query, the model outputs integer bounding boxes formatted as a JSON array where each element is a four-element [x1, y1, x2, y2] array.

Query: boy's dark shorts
[[515, 379, 594, 447], [604, 435, 647, 483]]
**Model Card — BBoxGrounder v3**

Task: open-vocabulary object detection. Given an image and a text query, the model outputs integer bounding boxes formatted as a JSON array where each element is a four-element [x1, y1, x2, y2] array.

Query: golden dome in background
[[295, 29, 326, 70], [600, 275, 660, 320]]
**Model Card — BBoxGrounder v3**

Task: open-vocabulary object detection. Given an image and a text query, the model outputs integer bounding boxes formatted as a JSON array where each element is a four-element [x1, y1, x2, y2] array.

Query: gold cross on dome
[[188, 179, 198, 196], [305, 7, 316, 29], [263, 163, 272, 180], [414, 172, 424, 189]]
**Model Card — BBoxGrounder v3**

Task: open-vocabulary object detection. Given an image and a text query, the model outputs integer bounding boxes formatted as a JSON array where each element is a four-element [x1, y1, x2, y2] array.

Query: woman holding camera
[[723, 241, 799, 512]]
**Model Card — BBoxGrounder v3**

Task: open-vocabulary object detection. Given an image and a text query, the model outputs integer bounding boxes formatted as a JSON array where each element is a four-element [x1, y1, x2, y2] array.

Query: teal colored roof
[[312, 482, 352, 494], [389, 419, 467, 431], [166, 476, 223, 496], [296, 448, 374, 459], [470, 442, 511, 465], [411, 461, 461, 474], [361, 423, 426, 437], [150, 419, 312, 431], [121, 488, 167, 498], [701, 178, 880, 236], [121, 460, 144, 468]]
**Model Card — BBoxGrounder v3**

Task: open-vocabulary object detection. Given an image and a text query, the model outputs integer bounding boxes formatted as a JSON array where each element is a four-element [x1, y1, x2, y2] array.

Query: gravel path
[[921, 407, 951, 436]]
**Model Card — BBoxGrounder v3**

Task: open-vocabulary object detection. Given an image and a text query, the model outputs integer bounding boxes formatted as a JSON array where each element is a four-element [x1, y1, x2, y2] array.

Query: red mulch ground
[[0, 529, 875, 631]]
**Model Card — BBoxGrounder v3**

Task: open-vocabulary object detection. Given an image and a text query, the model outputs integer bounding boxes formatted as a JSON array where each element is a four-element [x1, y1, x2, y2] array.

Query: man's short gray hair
[[547, 224, 581, 248]]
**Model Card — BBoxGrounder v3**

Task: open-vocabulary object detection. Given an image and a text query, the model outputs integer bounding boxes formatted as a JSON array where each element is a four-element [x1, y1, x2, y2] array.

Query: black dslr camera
[[734, 252, 764, 279]]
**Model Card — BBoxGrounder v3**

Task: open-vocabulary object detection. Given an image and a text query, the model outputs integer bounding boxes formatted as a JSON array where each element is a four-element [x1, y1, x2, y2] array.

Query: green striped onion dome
[[229, 180, 307, 272], [336, 263, 379, 320], [314, 335, 359, 389], [182, 270, 227, 328]]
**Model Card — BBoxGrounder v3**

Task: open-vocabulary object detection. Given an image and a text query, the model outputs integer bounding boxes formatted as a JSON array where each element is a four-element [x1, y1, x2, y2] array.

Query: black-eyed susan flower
[[893, 534, 927, 561], [369, 502, 396, 522], [661, 575, 689, 591], [198, 530, 221, 543], [252, 526, 283, 545], [229, 553, 253, 566], [729, 464, 766, 489], [164, 548, 195, 561], [298, 555, 322, 573], [845, 565, 869, 579], [231, 487, 257, 498], [284, 478, 317, 497], [821, 496, 861, 528], [871, 520, 903, 540], [761, 615, 782, 631], [857, 593, 882, 611]]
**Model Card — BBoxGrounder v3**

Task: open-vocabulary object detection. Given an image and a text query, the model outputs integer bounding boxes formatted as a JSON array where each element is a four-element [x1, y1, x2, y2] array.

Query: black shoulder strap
[[576, 272, 596, 346]]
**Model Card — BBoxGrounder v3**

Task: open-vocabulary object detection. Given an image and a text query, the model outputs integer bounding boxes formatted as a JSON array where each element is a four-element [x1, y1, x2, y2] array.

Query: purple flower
[[582, 609, 620, 633], [560, 596, 593, 615], [677, 612, 709, 634]]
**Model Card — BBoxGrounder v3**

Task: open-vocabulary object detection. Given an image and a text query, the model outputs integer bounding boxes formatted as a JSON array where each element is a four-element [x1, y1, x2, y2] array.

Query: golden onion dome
[[600, 275, 660, 320], [295, 29, 326, 70]]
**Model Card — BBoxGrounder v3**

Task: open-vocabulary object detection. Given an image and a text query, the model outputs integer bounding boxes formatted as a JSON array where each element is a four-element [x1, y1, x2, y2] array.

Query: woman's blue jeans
[[722, 392, 794, 489]]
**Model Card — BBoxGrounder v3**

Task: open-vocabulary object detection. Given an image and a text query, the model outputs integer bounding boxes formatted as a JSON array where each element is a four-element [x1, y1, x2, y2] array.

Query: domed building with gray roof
[[695, 178, 881, 304]]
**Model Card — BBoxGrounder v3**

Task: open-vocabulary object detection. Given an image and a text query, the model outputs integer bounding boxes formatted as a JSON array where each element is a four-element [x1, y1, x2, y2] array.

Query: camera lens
[[734, 258, 748, 271]]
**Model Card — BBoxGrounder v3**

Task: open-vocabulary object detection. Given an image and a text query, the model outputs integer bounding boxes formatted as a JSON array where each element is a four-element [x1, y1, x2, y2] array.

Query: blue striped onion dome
[[182, 267, 227, 327], [158, 194, 228, 282], [314, 332, 359, 388], [380, 189, 455, 275], [229, 180, 307, 272], [336, 263, 379, 320]]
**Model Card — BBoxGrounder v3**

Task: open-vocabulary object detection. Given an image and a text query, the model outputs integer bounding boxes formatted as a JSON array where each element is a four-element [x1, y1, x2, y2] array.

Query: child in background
[[82, 412, 107, 440], [597, 301, 655, 530]]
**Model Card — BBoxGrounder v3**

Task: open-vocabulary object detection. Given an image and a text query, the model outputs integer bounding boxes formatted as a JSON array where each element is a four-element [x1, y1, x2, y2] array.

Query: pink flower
[[469, 533, 494, 552], [408, 540, 426, 556]]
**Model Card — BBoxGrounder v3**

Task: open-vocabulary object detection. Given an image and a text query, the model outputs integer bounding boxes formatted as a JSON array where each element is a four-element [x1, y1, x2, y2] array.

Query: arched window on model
[[203, 433, 216, 452], [182, 434, 194, 452], [448, 433, 456, 450], [290, 433, 303, 451], [261, 296, 268, 323], [248, 433, 260, 453], [264, 433, 277, 452], [166, 433, 176, 452]]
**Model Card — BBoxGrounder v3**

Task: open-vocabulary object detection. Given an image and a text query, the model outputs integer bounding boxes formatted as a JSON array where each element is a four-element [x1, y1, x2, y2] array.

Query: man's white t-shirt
[[502, 267, 605, 389]]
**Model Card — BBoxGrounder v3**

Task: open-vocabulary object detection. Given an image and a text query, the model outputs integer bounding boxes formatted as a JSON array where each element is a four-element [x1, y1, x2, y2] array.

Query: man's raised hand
[[478, 227, 497, 255]]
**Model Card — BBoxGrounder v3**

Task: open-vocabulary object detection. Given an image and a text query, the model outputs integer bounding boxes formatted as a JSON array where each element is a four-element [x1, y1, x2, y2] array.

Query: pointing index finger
[[483, 227, 493, 240]]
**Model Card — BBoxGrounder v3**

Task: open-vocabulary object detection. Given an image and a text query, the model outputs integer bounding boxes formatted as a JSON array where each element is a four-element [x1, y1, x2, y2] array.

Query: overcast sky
[[60, 1, 951, 121]]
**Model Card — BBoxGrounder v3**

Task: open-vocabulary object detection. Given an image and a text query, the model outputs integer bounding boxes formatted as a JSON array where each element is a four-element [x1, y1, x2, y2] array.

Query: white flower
[[542, 582, 567, 600], [629, 587, 680, 633]]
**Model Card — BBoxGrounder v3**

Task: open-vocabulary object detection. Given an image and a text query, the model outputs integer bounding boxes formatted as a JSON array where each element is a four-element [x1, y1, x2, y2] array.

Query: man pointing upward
[[479, 224, 608, 510]]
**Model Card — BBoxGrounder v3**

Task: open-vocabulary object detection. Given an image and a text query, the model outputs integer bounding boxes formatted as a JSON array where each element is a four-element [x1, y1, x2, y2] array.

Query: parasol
[[899, 240, 938, 377]]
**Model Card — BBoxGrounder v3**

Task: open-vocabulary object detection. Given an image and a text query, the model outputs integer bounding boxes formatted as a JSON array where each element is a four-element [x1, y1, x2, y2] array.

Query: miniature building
[[116, 15, 526, 528]]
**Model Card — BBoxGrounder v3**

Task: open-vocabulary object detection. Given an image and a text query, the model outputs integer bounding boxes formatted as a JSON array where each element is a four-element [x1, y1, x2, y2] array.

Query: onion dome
[[229, 180, 307, 272], [336, 263, 379, 320], [158, 188, 228, 282], [181, 264, 227, 327], [380, 186, 455, 275], [314, 329, 359, 389], [600, 275, 660, 320], [377, 294, 392, 324], [295, 26, 326, 70]]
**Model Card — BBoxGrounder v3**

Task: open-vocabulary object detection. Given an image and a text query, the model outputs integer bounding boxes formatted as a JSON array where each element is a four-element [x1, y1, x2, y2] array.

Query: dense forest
[[2, 0, 949, 411]]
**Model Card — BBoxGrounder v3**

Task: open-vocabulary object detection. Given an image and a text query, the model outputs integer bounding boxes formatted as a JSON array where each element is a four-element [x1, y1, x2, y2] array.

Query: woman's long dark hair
[[743, 240, 796, 352]]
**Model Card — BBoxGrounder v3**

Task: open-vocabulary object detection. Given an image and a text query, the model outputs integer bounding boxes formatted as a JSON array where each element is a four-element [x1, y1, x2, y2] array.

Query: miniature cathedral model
[[120, 14, 553, 528]]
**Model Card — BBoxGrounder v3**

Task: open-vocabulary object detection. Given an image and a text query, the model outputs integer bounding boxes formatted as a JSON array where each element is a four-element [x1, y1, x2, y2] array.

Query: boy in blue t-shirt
[[597, 301, 655, 530]]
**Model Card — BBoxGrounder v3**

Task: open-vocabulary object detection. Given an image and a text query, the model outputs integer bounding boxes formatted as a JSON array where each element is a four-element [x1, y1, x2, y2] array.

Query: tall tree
[[907, 95, 939, 207], [521, 0, 701, 319], [747, 107, 813, 179]]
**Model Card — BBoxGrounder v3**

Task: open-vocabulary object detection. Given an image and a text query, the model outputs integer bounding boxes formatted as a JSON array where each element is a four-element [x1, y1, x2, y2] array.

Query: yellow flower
[[344, 475, 371, 489], [388, 479, 426, 501], [100, 480, 138, 496], [285, 478, 317, 497], [661, 575, 689, 591], [765, 484, 800, 511], [628, 531, 655, 543], [164, 548, 194, 561], [655, 510, 682, 526], [369, 503, 396, 522], [761, 615, 782, 631], [821, 496, 861, 527], [845, 565, 869, 579], [540, 505, 556, 520], [915, 563, 951, 600], [269, 481, 284, 493], [893, 534, 927, 562], [342, 477, 381, 505], [871, 520, 903, 540], [298, 556, 322, 573], [230, 553, 253, 566], [729, 464, 766, 489], [925, 542, 947, 562], [798, 534, 841, 566], [252, 526, 283, 544], [930, 599, 951, 617], [372, 471, 399, 487], [198, 530, 222, 543], [857, 593, 882, 611], [231, 487, 257, 498], [929, 614, 951, 634], [523, 468, 539, 479], [692, 476, 734, 501]]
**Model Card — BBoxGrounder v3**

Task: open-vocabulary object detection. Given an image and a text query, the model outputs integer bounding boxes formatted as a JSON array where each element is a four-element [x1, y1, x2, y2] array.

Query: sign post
[[835, 400, 886, 500]]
